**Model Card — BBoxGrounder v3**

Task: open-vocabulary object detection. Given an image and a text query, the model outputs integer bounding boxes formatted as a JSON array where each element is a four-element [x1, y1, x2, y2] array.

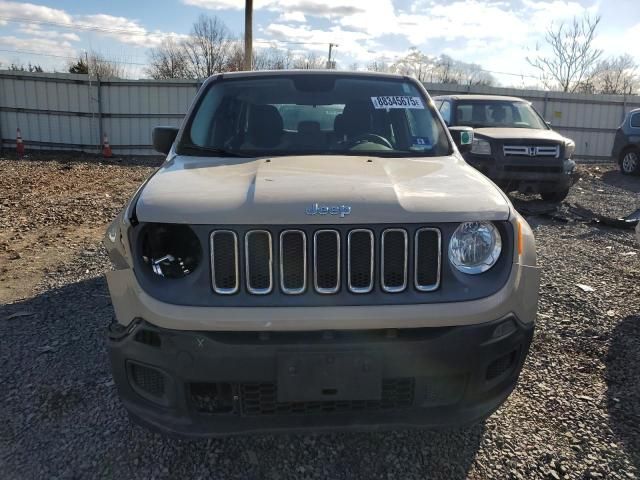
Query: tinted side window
[[439, 101, 451, 125], [631, 112, 640, 128]]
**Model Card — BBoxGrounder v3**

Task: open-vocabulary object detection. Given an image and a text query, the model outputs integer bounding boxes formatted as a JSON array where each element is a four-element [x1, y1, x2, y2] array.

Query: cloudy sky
[[0, 0, 638, 85]]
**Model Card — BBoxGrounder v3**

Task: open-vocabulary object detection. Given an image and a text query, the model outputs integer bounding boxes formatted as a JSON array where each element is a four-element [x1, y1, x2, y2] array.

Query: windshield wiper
[[178, 143, 252, 157]]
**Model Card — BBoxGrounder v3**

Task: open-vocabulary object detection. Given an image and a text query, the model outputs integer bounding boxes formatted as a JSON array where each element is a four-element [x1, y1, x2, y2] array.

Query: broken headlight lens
[[449, 221, 502, 274], [470, 138, 491, 155], [141, 224, 202, 278]]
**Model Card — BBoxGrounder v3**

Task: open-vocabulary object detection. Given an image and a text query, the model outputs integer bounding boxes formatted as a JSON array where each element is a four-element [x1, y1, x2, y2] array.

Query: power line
[[0, 49, 148, 66]]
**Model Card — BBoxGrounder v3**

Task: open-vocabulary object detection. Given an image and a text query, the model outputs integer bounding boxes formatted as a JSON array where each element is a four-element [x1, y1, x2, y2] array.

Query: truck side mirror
[[448, 126, 474, 154], [152, 127, 179, 155]]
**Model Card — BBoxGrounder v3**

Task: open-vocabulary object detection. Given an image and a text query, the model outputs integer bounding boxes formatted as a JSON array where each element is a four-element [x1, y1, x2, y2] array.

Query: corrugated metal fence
[[1, 70, 639, 160]]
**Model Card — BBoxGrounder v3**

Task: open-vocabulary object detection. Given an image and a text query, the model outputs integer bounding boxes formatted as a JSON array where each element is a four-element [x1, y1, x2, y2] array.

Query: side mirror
[[152, 126, 179, 154], [448, 126, 474, 154], [545, 120, 552, 127]]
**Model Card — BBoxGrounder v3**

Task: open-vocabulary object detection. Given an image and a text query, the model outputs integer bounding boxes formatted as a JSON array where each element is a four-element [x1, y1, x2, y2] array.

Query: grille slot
[[348, 229, 374, 293], [314, 230, 340, 294], [381, 229, 408, 292], [280, 230, 307, 294], [245, 230, 273, 294], [128, 363, 165, 397], [414, 228, 441, 291], [210, 230, 239, 294], [240, 378, 414, 416]]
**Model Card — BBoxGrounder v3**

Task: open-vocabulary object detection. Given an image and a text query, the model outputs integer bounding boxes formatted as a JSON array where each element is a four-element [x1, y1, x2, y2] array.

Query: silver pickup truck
[[104, 71, 540, 437]]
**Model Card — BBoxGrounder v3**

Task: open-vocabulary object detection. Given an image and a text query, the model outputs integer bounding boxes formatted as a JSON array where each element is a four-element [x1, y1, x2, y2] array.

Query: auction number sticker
[[371, 96, 424, 109]]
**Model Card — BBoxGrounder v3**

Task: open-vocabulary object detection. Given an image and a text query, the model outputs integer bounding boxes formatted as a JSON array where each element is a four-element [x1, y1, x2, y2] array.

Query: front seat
[[341, 101, 374, 140], [245, 104, 284, 149]]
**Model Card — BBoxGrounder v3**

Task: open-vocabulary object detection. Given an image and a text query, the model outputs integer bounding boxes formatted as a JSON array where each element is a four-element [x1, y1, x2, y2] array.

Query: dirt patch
[[0, 154, 158, 304]]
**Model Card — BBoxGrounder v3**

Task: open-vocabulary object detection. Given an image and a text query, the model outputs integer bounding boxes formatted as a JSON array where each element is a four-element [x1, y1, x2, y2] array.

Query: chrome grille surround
[[313, 229, 341, 294], [244, 230, 273, 295], [347, 229, 375, 294], [381, 228, 408, 293], [210, 230, 239, 295], [503, 145, 560, 158], [414, 228, 442, 292], [279, 229, 307, 295]]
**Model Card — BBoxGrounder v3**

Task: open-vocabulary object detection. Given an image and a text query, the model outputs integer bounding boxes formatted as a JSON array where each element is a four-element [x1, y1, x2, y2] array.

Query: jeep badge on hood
[[305, 203, 352, 218]]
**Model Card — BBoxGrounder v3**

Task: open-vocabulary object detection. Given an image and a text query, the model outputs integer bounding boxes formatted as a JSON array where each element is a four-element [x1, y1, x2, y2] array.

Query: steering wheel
[[345, 133, 393, 150]]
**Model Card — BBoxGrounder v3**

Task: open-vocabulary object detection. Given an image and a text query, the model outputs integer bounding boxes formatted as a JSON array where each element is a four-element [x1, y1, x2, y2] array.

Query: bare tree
[[183, 15, 234, 78], [147, 38, 190, 79], [253, 47, 294, 70], [67, 53, 123, 78], [292, 52, 325, 69], [391, 48, 433, 81], [581, 54, 639, 95], [10, 62, 44, 72], [527, 14, 602, 92]]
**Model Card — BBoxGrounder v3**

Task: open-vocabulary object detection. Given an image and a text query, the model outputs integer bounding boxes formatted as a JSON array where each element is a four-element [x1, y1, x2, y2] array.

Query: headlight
[[470, 138, 491, 155], [448, 222, 502, 274], [564, 140, 575, 158], [141, 224, 202, 278]]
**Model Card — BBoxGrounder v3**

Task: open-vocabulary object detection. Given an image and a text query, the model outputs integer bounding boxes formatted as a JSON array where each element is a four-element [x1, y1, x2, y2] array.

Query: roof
[[214, 69, 408, 80], [431, 94, 528, 102]]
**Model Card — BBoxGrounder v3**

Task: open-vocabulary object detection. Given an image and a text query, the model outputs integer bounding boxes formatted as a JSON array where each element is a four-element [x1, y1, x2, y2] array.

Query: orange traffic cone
[[16, 128, 25, 158], [102, 133, 112, 158]]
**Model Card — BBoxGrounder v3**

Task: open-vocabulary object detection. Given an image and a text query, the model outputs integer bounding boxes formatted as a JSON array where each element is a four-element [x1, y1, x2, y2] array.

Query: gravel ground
[[0, 154, 639, 480]]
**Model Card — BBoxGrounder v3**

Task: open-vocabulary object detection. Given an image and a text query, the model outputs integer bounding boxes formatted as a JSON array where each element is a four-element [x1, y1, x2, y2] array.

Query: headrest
[[248, 104, 283, 148]]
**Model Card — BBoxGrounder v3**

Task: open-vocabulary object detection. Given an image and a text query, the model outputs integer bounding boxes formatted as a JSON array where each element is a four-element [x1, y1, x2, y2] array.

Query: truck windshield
[[454, 100, 548, 130], [181, 74, 451, 157]]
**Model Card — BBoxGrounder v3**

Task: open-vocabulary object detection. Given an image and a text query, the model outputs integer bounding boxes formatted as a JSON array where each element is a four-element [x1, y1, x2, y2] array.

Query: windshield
[[182, 74, 451, 157], [453, 100, 548, 129]]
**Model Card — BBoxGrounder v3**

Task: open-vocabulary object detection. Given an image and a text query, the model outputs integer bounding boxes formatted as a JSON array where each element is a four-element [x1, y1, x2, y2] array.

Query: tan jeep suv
[[104, 71, 540, 437]]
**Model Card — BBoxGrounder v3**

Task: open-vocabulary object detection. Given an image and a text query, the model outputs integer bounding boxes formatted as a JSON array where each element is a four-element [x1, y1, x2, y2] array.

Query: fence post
[[97, 76, 103, 153]]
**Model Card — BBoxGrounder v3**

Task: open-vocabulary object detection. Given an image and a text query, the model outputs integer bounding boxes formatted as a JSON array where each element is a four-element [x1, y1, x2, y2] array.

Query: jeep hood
[[135, 155, 510, 224], [474, 128, 566, 142]]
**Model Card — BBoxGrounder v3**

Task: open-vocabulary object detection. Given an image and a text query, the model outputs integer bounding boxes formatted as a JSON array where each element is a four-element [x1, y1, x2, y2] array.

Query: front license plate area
[[277, 352, 381, 403]]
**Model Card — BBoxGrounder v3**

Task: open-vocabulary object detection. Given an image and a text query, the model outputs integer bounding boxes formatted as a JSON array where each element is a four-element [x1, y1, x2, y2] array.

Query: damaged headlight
[[564, 139, 576, 159], [470, 138, 491, 155], [448, 221, 502, 274], [141, 224, 202, 278]]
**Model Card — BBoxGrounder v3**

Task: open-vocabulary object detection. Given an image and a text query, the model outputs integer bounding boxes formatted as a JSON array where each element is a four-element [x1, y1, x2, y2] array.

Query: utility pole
[[327, 43, 338, 69], [244, 0, 253, 71]]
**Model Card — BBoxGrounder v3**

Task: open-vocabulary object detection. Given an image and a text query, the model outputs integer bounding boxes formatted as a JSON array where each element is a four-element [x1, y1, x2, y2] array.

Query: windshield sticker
[[411, 137, 432, 150], [371, 96, 424, 109]]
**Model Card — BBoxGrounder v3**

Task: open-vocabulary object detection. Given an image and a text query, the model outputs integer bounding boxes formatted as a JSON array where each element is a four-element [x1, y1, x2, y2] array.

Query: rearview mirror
[[448, 126, 474, 154], [152, 126, 179, 155]]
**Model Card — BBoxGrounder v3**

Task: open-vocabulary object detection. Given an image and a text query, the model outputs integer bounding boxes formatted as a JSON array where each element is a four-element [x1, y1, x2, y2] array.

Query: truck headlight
[[471, 138, 491, 155], [141, 224, 202, 278], [564, 140, 575, 158], [448, 222, 502, 274]]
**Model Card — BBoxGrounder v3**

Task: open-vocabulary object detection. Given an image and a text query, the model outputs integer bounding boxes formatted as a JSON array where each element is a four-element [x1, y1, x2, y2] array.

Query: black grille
[[314, 230, 340, 293], [245, 231, 272, 294], [129, 363, 165, 397], [504, 165, 563, 173], [240, 378, 414, 416], [486, 350, 517, 380], [348, 230, 374, 293], [382, 229, 407, 292], [415, 228, 440, 290], [280, 230, 306, 294], [190, 383, 234, 414], [210, 231, 238, 294], [134, 329, 161, 348]]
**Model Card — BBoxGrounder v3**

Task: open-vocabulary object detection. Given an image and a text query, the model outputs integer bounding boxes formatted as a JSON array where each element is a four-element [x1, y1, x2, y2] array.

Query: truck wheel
[[620, 148, 640, 175], [541, 189, 570, 202]]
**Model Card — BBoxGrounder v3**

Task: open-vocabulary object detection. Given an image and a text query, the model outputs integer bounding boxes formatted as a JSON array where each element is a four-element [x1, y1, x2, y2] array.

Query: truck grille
[[503, 145, 560, 158], [209, 227, 441, 296]]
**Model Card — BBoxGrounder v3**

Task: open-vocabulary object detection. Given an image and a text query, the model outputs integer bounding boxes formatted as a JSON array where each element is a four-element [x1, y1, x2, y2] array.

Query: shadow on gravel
[[606, 314, 640, 471], [0, 151, 163, 168], [0, 276, 485, 479], [601, 170, 640, 194]]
